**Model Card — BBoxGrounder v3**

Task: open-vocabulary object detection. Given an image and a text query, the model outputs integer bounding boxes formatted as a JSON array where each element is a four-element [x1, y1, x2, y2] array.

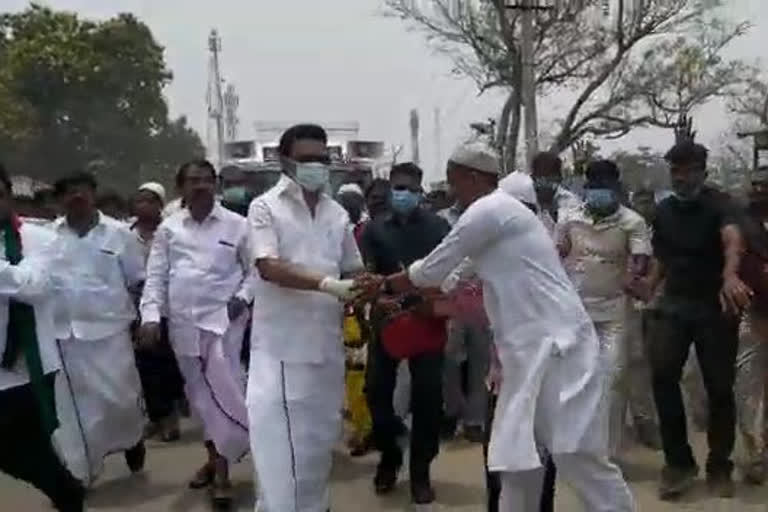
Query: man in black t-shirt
[[360, 163, 451, 505], [631, 142, 753, 500]]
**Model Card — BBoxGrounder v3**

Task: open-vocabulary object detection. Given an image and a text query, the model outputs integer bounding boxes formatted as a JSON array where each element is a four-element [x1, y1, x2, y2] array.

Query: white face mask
[[294, 162, 330, 192]]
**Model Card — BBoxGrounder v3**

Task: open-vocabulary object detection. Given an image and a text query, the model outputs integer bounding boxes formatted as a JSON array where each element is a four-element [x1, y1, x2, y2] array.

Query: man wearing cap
[[380, 142, 634, 512], [131, 182, 184, 443], [140, 160, 252, 508], [361, 162, 451, 504]]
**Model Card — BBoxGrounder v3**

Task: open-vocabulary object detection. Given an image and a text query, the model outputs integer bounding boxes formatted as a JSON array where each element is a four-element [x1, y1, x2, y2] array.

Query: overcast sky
[[5, 0, 767, 182]]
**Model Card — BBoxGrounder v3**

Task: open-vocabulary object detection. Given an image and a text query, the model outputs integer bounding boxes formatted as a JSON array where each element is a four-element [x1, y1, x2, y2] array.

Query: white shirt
[[559, 205, 651, 322], [140, 204, 252, 354], [539, 186, 582, 235], [409, 190, 603, 471], [248, 175, 363, 364], [0, 222, 61, 390], [50, 213, 145, 341]]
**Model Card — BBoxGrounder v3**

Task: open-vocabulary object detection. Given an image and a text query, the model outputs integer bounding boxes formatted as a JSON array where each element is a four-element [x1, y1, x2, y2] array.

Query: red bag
[[380, 312, 447, 360]]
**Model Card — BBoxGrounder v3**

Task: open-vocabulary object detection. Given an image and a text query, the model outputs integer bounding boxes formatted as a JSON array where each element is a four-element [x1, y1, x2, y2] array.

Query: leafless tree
[[384, 0, 750, 167]]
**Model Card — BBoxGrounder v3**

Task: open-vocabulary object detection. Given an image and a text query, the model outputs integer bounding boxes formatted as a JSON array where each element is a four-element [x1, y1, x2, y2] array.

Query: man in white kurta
[[247, 124, 364, 512], [49, 172, 146, 485], [384, 144, 634, 512], [0, 172, 84, 511], [140, 160, 251, 507]]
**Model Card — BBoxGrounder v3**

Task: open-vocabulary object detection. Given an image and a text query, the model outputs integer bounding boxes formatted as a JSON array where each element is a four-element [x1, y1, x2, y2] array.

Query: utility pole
[[223, 83, 240, 142], [410, 109, 420, 165], [505, 0, 554, 168], [207, 29, 225, 169], [434, 107, 442, 175]]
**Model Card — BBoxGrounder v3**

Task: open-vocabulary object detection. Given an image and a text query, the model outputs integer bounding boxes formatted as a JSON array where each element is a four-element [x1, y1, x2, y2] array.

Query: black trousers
[[484, 393, 556, 512], [0, 375, 84, 512], [366, 338, 443, 481], [134, 319, 184, 422], [647, 300, 739, 474]]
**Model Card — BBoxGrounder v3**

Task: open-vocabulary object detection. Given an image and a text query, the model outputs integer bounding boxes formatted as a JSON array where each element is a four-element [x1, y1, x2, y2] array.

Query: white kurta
[[409, 189, 605, 472], [246, 176, 363, 512]]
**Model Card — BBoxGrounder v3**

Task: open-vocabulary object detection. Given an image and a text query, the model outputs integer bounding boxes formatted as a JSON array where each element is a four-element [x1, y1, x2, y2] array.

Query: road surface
[[2, 421, 767, 511]]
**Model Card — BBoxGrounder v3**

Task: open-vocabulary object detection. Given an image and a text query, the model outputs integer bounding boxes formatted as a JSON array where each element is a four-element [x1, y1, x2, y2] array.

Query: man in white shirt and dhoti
[[50, 171, 147, 486], [247, 124, 364, 512], [380, 143, 635, 512], [140, 160, 251, 509], [0, 165, 85, 511]]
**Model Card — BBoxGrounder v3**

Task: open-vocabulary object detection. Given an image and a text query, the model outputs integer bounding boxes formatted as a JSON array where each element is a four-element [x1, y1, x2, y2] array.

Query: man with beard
[[378, 142, 634, 511], [631, 142, 752, 499], [131, 182, 184, 443], [50, 171, 146, 485], [0, 164, 85, 511], [140, 160, 252, 509]]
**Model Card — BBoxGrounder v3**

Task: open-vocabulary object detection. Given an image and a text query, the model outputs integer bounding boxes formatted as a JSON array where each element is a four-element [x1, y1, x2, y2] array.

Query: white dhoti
[[57, 330, 144, 483], [174, 326, 250, 463], [247, 349, 344, 512]]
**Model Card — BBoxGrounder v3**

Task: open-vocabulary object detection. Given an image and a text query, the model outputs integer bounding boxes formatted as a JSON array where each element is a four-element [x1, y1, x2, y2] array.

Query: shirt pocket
[[211, 238, 239, 273]]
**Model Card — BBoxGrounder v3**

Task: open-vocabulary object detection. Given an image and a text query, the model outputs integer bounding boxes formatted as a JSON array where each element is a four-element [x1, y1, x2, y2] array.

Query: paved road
[[3, 422, 768, 511]]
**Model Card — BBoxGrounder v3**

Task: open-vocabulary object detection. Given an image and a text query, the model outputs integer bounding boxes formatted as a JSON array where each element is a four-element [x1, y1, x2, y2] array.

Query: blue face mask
[[584, 188, 619, 216], [390, 189, 420, 215]]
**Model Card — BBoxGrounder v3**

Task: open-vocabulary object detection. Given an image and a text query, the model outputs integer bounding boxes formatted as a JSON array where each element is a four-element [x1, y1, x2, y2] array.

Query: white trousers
[[57, 330, 145, 484], [247, 350, 344, 512], [500, 453, 635, 512]]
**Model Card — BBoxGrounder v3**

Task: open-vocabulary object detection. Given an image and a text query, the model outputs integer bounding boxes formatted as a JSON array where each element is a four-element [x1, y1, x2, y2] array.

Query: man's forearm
[[256, 258, 324, 291], [646, 258, 665, 289], [721, 225, 745, 278]]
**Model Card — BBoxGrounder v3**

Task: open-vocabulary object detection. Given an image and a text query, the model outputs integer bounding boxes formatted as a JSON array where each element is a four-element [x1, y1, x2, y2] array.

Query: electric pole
[[434, 107, 442, 175], [506, 1, 554, 168], [207, 29, 225, 169], [223, 83, 240, 142], [410, 109, 420, 165]]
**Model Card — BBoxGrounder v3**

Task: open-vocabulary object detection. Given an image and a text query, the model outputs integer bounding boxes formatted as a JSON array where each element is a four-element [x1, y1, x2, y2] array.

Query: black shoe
[[707, 471, 735, 498], [125, 442, 146, 473], [374, 451, 402, 495], [659, 464, 698, 500], [440, 416, 458, 440], [463, 425, 485, 443], [411, 480, 436, 504]]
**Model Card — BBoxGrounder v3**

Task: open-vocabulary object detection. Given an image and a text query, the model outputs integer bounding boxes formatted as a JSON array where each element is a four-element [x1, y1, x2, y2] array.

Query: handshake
[[319, 273, 387, 303]]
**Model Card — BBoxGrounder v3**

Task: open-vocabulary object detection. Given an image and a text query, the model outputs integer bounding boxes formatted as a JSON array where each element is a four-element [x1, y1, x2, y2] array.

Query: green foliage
[[0, 4, 203, 192]]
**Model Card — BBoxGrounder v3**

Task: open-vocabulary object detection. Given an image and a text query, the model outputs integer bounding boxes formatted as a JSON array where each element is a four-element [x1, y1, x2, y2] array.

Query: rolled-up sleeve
[[139, 225, 170, 324], [247, 198, 279, 262], [340, 224, 364, 275], [627, 215, 652, 256]]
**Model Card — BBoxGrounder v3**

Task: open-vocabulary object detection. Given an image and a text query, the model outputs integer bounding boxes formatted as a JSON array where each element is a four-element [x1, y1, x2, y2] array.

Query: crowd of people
[[1, 122, 767, 512]]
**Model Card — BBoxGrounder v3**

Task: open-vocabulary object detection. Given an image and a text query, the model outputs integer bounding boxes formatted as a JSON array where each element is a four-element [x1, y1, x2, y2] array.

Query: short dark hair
[[54, 171, 98, 197], [0, 162, 11, 194], [365, 178, 390, 199], [278, 124, 328, 157], [176, 159, 217, 188], [532, 152, 562, 175], [585, 160, 620, 184], [390, 162, 423, 182], [664, 142, 708, 168]]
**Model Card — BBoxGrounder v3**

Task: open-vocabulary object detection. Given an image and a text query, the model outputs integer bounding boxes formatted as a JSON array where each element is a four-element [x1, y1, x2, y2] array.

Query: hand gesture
[[720, 273, 753, 315], [352, 273, 385, 301]]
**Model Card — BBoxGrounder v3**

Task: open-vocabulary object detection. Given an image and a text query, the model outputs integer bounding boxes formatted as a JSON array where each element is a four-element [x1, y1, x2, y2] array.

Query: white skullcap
[[338, 183, 364, 197], [138, 182, 166, 203], [448, 142, 501, 175], [499, 171, 538, 206]]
